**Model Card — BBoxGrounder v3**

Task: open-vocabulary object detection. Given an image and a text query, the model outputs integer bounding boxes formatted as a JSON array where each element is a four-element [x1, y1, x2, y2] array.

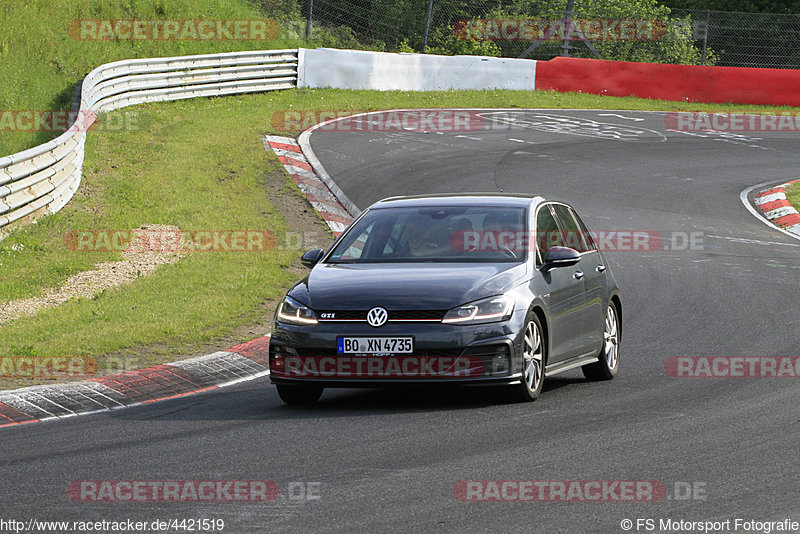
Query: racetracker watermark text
[[271, 110, 484, 133], [0, 356, 97, 379], [450, 230, 703, 253], [454, 480, 666, 502], [67, 480, 322, 503], [271, 355, 484, 378], [68, 481, 280, 502], [665, 356, 800, 378], [65, 230, 277, 253], [665, 112, 800, 132], [68, 19, 279, 41], [454, 19, 666, 41], [0, 110, 146, 133]]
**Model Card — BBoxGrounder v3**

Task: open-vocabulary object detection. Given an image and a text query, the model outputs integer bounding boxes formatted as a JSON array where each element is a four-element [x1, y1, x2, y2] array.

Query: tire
[[582, 303, 620, 381], [513, 312, 545, 402], [276, 384, 323, 405]]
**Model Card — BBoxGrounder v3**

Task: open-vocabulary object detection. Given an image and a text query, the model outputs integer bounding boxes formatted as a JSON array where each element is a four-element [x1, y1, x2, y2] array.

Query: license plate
[[337, 337, 413, 354]]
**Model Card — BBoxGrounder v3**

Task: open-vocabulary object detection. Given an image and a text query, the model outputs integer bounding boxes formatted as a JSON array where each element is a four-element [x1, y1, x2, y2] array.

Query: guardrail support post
[[422, 0, 434, 53], [701, 10, 710, 66], [306, 0, 314, 40]]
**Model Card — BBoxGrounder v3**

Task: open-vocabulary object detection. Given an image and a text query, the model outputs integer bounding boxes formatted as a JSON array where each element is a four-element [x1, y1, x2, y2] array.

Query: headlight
[[277, 296, 318, 325], [442, 295, 514, 325]]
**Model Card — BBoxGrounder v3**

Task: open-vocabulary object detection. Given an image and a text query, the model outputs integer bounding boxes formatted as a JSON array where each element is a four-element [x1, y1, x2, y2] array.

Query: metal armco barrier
[[0, 49, 298, 237]]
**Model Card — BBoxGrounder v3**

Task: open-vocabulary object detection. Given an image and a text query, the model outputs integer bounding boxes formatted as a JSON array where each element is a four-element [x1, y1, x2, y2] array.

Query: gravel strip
[[0, 224, 184, 324]]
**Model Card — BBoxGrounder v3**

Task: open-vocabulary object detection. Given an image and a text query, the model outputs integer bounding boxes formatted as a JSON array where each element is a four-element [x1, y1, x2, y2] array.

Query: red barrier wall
[[535, 57, 800, 107]]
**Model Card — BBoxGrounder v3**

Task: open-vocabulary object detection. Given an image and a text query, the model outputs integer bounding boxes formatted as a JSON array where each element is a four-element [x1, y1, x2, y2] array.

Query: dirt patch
[[0, 224, 184, 325]]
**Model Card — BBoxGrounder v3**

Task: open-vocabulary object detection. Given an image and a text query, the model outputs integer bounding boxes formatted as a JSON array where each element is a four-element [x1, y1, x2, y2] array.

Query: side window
[[535, 205, 563, 265], [552, 204, 591, 253], [570, 209, 597, 252]]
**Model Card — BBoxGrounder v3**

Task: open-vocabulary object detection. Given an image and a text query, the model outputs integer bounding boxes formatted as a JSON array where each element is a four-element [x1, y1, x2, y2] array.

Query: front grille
[[391, 310, 446, 321], [317, 310, 446, 322]]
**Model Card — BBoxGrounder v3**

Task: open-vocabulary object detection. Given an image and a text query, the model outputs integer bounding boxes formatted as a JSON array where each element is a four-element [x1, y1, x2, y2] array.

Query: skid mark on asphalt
[[707, 235, 800, 247], [667, 128, 772, 151], [478, 111, 667, 142]]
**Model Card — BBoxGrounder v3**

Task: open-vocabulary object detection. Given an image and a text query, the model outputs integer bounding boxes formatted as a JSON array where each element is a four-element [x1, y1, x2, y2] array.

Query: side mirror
[[542, 246, 580, 271], [300, 248, 325, 268]]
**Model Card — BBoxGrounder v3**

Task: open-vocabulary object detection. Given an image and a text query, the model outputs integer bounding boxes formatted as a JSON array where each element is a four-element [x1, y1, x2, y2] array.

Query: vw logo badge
[[366, 307, 388, 327]]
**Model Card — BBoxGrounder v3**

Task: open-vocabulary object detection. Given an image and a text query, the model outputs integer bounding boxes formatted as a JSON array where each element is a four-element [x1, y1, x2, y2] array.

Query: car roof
[[370, 193, 546, 209]]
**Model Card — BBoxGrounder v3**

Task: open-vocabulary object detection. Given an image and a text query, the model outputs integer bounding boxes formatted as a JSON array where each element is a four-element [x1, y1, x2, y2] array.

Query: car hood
[[290, 262, 529, 311]]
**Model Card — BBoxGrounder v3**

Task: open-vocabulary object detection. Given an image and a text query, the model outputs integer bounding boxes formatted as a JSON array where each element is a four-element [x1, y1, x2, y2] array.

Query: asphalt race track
[[2, 110, 799, 533]]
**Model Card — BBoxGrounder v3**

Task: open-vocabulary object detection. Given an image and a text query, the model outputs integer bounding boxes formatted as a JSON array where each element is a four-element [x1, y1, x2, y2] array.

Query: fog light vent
[[488, 345, 511, 376]]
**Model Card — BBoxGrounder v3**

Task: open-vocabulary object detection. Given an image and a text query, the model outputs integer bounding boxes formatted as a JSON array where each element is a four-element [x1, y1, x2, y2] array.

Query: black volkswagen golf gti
[[269, 194, 621, 405]]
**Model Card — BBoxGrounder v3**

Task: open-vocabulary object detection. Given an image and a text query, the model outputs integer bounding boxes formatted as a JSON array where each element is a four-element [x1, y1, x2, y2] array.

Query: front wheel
[[276, 384, 323, 405], [582, 303, 620, 381], [513, 312, 545, 402]]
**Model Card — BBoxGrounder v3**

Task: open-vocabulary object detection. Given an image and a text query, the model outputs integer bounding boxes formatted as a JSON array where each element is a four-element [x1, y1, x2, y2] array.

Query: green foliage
[[306, 0, 715, 64], [313, 24, 387, 51], [470, 0, 715, 65], [396, 38, 416, 53], [427, 24, 503, 57], [250, 0, 303, 19], [9, 344, 38, 356]]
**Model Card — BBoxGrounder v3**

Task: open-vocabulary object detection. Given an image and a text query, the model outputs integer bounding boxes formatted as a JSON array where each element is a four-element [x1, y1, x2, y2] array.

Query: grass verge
[[2, 87, 800, 389]]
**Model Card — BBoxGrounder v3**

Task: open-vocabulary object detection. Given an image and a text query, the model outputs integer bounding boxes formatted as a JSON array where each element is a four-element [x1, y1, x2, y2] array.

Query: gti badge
[[366, 307, 388, 327]]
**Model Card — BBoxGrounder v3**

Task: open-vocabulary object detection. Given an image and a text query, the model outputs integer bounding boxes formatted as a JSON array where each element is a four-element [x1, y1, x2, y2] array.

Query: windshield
[[326, 206, 528, 263]]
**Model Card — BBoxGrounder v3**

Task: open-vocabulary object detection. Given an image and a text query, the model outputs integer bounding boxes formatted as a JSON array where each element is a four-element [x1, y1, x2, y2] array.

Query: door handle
[[596, 265, 606, 272], [573, 271, 584, 280]]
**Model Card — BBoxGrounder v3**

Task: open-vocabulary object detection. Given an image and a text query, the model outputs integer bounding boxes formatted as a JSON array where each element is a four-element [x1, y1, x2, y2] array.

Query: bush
[[427, 24, 502, 57]]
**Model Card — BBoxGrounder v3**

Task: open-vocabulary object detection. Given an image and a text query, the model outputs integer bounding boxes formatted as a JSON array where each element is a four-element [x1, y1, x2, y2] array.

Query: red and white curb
[[263, 135, 355, 236], [0, 336, 270, 428], [754, 180, 800, 236]]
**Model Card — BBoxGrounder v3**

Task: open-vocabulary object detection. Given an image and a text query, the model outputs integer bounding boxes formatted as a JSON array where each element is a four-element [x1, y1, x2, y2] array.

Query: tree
[[454, 0, 715, 64], [307, 0, 716, 64]]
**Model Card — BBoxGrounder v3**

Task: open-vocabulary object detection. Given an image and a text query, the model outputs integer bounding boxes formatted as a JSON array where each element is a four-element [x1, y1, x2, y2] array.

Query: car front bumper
[[268, 318, 526, 387]]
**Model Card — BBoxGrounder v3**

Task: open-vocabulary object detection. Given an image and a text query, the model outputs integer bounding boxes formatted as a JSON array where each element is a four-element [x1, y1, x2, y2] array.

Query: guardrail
[[0, 49, 298, 238]]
